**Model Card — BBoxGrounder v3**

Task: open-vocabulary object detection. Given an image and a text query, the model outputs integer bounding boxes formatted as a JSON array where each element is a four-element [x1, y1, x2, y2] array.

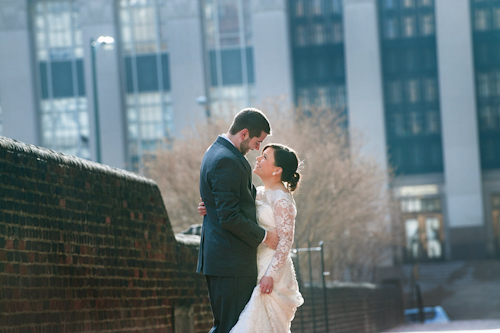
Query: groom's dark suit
[[197, 136, 266, 332]]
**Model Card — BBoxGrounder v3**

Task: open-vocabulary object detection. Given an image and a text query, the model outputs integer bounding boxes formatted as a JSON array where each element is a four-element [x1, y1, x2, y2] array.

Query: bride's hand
[[259, 276, 274, 294], [198, 199, 207, 216]]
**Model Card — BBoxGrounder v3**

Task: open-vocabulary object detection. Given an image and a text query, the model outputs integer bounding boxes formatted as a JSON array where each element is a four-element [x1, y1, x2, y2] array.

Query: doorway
[[400, 197, 444, 262]]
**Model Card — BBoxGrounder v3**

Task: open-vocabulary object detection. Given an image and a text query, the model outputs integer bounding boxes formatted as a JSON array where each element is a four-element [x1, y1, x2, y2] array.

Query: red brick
[[5, 240, 13, 249]]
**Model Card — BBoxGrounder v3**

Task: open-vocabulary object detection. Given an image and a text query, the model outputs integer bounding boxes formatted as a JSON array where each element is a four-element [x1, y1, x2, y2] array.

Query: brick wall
[[292, 282, 405, 333], [0, 137, 212, 333]]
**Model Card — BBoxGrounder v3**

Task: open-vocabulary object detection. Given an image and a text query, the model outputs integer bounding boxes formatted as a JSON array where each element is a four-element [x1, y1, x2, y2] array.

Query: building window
[[394, 113, 406, 136], [401, 197, 441, 213], [290, 0, 346, 112], [426, 110, 440, 133], [385, 0, 396, 9], [478, 72, 492, 97], [333, 22, 343, 43], [423, 78, 437, 102], [388, 81, 403, 104], [204, 0, 255, 116], [32, 0, 89, 159], [380, 0, 443, 174], [409, 111, 422, 134], [385, 18, 399, 39], [295, 0, 304, 17], [472, 0, 500, 169], [332, 0, 342, 13], [479, 106, 498, 130], [313, 24, 325, 45], [403, 15, 416, 37], [419, 0, 433, 6], [475, 9, 490, 30], [312, 0, 322, 15], [296, 26, 307, 46], [403, 0, 415, 8], [119, 0, 172, 173], [420, 13, 434, 35], [407, 79, 420, 103]]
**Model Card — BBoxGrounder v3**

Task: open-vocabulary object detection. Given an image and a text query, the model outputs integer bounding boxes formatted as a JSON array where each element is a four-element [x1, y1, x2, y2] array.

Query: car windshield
[[406, 310, 436, 322]]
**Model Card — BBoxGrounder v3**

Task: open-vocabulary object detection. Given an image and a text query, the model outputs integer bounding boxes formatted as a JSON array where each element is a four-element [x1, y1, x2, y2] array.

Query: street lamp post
[[90, 36, 115, 163]]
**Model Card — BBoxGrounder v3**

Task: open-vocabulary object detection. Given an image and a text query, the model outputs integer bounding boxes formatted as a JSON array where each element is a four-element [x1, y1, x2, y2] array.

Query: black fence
[[291, 242, 404, 333]]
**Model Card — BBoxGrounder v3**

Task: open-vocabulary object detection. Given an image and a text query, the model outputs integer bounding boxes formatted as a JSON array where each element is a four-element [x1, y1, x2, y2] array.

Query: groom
[[197, 108, 279, 333]]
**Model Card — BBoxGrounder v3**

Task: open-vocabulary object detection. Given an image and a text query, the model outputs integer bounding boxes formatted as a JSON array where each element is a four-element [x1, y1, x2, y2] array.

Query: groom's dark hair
[[229, 108, 272, 138]]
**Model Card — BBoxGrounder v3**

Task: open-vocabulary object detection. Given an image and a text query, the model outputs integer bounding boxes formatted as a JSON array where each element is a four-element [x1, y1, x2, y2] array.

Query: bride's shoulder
[[266, 188, 294, 205]]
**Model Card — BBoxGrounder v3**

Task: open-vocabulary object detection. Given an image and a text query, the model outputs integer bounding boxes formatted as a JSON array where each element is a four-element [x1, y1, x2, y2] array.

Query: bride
[[199, 143, 304, 332]]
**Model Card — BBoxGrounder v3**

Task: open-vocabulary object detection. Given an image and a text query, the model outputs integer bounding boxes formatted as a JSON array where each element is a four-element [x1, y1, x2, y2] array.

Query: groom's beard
[[239, 138, 251, 155]]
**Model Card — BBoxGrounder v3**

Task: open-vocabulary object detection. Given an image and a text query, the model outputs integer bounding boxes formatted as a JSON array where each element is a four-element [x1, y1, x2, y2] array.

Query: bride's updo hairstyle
[[264, 144, 302, 193]]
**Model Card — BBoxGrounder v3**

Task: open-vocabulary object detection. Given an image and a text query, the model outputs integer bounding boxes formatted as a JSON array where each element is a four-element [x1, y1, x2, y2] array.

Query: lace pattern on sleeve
[[265, 194, 296, 282]]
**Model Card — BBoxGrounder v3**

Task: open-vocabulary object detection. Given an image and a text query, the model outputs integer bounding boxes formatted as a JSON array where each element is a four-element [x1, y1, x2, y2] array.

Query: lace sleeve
[[265, 197, 296, 282]]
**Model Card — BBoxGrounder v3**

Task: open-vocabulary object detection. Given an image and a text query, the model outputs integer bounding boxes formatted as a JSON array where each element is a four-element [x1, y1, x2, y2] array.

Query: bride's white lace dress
[[230, 186, 304, 333]]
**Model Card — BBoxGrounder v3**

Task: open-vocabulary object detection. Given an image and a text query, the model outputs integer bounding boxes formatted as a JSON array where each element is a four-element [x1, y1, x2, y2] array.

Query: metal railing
[[292, 241, 330, 333]]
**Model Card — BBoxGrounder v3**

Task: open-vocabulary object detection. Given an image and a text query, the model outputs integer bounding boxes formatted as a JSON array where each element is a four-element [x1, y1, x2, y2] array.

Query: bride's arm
[[264, 197, 296, 282]]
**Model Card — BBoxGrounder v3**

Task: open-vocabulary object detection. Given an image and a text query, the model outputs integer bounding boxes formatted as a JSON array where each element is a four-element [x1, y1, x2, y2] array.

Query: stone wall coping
[[0, 136, 155, 186]]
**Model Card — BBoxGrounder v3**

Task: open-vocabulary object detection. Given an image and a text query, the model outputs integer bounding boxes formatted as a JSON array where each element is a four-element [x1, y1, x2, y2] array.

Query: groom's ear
[[240, 129, 249, 140]]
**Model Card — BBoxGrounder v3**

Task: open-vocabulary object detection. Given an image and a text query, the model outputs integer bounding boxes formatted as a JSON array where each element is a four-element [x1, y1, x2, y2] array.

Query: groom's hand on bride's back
[[264, 230, 279, 250], [198, 199, 279, 249], [197, 200, 207, 216]]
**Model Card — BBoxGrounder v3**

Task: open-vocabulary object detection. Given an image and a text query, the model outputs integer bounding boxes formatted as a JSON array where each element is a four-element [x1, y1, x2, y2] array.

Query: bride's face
[[253, 147, 277, 178]]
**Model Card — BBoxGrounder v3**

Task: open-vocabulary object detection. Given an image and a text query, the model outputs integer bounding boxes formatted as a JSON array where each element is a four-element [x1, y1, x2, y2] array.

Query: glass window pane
[[405, 219, 420, 259], [425, 217, 442, 258], [420, 13, 434, 35], [403, 16, 416, 37], [475, 9, 490, 31]]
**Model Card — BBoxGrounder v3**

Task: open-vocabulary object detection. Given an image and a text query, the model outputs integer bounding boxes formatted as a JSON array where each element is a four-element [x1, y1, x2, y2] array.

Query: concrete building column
[[79, 0, 127, 169], [343, 0, 389, 173], [165, 1, 207, 137], [0, 0, 39, 144], [252, 0, 293, 108], [435, 0, 485, 258]]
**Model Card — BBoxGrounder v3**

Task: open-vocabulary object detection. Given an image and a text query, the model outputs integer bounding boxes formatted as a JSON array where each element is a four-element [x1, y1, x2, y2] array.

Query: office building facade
[[0, 0, 499, 261]]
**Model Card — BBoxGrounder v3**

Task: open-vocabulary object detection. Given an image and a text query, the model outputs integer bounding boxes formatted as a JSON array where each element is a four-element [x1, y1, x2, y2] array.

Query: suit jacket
[[197, 136, 266, 277]]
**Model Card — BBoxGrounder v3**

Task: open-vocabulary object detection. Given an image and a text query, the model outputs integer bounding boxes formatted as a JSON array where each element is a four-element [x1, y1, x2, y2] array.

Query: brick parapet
[[0, 136, 212, 332]]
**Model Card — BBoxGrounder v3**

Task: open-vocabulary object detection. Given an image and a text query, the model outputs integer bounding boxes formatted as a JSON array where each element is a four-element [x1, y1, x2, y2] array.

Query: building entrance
[[400, 197, 444, 262]]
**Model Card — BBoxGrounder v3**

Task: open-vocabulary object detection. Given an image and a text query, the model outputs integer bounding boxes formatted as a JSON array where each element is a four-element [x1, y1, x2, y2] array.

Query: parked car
[[181, 224, 202, 236], [404, 306, 450, 324]]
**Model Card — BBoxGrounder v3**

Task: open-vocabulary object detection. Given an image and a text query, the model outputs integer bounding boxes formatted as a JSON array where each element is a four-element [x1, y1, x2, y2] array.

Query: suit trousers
[[205, 275, 256, 333]]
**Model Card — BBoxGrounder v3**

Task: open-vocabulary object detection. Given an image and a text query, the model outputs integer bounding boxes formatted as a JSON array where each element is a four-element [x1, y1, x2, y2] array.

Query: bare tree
[[145, 102, 397, 282], [259, 102, 396, 282], [145, 118, 229, 232]]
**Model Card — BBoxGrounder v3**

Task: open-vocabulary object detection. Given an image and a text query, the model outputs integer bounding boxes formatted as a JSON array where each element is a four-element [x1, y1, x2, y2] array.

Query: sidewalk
[[383, 320, 500, 332]]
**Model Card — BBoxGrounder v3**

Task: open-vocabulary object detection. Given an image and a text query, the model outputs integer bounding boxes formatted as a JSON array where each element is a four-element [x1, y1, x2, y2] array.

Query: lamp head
[[92, 36, 115, 50]]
